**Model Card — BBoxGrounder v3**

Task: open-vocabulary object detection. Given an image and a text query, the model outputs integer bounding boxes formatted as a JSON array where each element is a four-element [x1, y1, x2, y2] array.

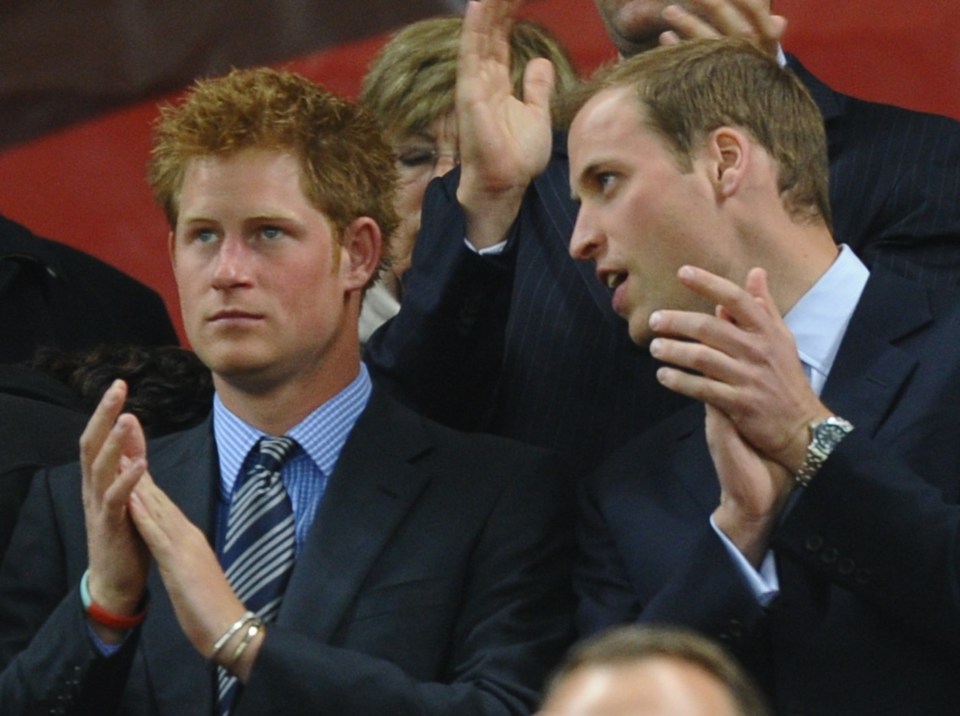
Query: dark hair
[[30, 344, 213, 437]]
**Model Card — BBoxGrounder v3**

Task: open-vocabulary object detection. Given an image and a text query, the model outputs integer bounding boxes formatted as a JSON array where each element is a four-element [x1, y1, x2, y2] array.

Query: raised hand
[[456, 0, 556, 249], [660, 0, 787, 58], [80, 379, 152, 640]]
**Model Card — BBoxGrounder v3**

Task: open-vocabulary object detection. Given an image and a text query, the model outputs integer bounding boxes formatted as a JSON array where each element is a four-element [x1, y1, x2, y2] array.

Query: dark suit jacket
[[0, 213, 178, 364], [365, 58, 960, 477], [575, 269, 960, 715], [792, 58, 960, 286], [0, 365, 90, 562], [0, 389, 575, 715]]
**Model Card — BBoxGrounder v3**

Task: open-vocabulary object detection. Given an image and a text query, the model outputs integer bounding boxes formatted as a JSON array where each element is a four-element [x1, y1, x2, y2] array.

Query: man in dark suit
[[0, 67, 573, 715], [568, 38, 960, 714], [364, 0, 960, 477], [0, 212, 179, 364]]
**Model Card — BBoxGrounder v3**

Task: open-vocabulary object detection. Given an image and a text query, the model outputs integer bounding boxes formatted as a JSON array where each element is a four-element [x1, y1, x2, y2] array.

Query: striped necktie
[[217, 435, 298, 715]]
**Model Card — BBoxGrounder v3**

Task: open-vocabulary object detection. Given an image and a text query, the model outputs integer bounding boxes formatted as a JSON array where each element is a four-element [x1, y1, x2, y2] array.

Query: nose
[[569, 205, 603, 261], [431, 150, 460, 179], [211, 234, 252, 289]]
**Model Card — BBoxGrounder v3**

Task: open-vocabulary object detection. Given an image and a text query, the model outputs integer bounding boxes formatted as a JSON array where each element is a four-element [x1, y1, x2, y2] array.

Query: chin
[[626, 319, 654, 348]]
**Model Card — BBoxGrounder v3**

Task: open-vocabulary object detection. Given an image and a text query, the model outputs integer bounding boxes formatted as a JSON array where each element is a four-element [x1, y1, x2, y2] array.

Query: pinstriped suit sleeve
[[790, 56, 960, 288], [363, 168, 515, 432]]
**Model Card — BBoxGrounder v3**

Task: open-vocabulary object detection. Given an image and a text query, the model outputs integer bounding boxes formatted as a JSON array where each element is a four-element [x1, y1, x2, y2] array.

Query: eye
[[597, 172, 617, 193], [260, 225, 284, 241], [395, 145, 438, 170], [194, 228, 218, 244]]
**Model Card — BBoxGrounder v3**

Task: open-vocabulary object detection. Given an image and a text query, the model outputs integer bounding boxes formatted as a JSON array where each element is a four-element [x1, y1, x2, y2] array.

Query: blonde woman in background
[[358, 16, 580, 342]]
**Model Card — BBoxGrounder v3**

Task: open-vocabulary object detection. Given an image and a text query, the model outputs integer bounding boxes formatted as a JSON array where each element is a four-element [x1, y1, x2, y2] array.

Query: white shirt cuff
[[710, 514, 780, 606]]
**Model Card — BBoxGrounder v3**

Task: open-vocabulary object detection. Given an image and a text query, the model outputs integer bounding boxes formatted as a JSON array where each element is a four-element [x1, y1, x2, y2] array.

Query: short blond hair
[[360, 16, 580, 138], [565, 38, 831, 229]]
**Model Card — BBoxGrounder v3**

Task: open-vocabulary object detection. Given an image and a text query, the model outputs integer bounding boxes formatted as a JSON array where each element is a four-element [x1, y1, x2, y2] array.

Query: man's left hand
[[129, 473, 263, 682]]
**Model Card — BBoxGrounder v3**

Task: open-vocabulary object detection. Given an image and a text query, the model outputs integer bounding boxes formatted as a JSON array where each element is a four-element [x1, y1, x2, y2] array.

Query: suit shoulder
[[588, 404, 703, 490], [361, 390, 564, 493]]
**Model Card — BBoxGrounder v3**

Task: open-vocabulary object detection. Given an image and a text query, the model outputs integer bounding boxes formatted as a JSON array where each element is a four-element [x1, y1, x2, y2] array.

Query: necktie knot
[[250, 435, 297, 477]]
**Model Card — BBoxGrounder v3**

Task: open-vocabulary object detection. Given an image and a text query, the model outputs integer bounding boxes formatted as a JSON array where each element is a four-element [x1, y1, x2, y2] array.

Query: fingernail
[[649, 311, 661, 329], [650, 338, 662, 357]]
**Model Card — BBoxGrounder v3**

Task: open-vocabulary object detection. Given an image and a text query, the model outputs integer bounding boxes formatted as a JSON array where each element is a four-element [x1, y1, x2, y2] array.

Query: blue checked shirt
[[213, 364, 372, 556]]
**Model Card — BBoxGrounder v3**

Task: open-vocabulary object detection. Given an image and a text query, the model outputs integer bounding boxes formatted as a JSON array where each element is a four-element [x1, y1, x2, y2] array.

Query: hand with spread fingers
[[129, 473, 259, 681], [457, 0, 556, 249], [80, 379, 152, 642], [649, 265, 831, 472], [660, 0, 787, 58]]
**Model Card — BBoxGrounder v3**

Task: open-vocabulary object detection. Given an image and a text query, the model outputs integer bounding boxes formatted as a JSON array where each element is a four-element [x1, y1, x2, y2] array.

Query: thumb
[[744, 266, 776, 314]]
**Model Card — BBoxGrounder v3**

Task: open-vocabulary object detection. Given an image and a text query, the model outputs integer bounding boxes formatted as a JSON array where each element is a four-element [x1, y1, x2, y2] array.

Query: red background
[[1, 0, 957, 343]]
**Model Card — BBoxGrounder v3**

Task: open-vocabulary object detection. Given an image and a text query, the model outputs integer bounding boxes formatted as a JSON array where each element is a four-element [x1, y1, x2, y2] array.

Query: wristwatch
[[793, 416, 854, 488]]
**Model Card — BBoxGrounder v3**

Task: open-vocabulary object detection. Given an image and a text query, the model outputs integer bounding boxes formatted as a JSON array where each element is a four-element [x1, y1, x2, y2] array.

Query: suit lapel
[[277, 391, 433, 641], [138, 420, 219, 716], [820, 271, 932, 436]]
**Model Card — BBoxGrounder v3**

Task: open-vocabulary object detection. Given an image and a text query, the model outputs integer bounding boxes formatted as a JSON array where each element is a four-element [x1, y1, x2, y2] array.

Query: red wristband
[[87, 601, 147, 631], [80, 569, 148, 630]]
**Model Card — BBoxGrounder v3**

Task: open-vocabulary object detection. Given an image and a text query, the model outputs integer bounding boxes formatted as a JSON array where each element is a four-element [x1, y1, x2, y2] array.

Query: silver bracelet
[[209, 611, 256, 661], [229, 620, 264, 671]]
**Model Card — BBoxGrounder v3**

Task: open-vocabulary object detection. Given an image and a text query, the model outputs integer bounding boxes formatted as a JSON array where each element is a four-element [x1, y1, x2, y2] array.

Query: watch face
[[813, 418, 853, 451]]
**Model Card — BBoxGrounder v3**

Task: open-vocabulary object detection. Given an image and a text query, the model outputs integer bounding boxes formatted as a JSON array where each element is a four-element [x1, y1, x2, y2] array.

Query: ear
[[707, 127, 750, 199], [337, 217, 383, 292], [167, 230, 176, 266]]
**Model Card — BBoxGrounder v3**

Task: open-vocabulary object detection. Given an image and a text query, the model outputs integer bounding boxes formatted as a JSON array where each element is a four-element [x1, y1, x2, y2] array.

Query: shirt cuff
[[710, 514, 780, 606], [86, 622, 126, 656]]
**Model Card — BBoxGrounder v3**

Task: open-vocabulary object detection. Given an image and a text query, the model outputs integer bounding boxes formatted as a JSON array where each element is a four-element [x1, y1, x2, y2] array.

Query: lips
[[597, 269, 629, 316], [208, 309, 263, 323], [598, 267, 627, 291], [605, 272, 627, 290]]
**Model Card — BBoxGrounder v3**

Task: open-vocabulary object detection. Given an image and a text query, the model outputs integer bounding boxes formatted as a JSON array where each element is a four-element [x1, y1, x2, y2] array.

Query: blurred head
[[149, 66, 399, 280], [539, 626, 770, 716], [566, 39, 830, 344], [360, 16, 579, 285]]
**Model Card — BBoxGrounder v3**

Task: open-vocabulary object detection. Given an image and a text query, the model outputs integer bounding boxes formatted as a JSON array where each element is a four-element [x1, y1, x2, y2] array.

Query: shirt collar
[[784, 245, 868, 392], [213, 364, 373, 490]]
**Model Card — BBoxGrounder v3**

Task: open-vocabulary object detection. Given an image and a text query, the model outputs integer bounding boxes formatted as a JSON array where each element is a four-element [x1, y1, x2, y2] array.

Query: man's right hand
[[80, 379, 151, 642], [456, 0, 555, 250]]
